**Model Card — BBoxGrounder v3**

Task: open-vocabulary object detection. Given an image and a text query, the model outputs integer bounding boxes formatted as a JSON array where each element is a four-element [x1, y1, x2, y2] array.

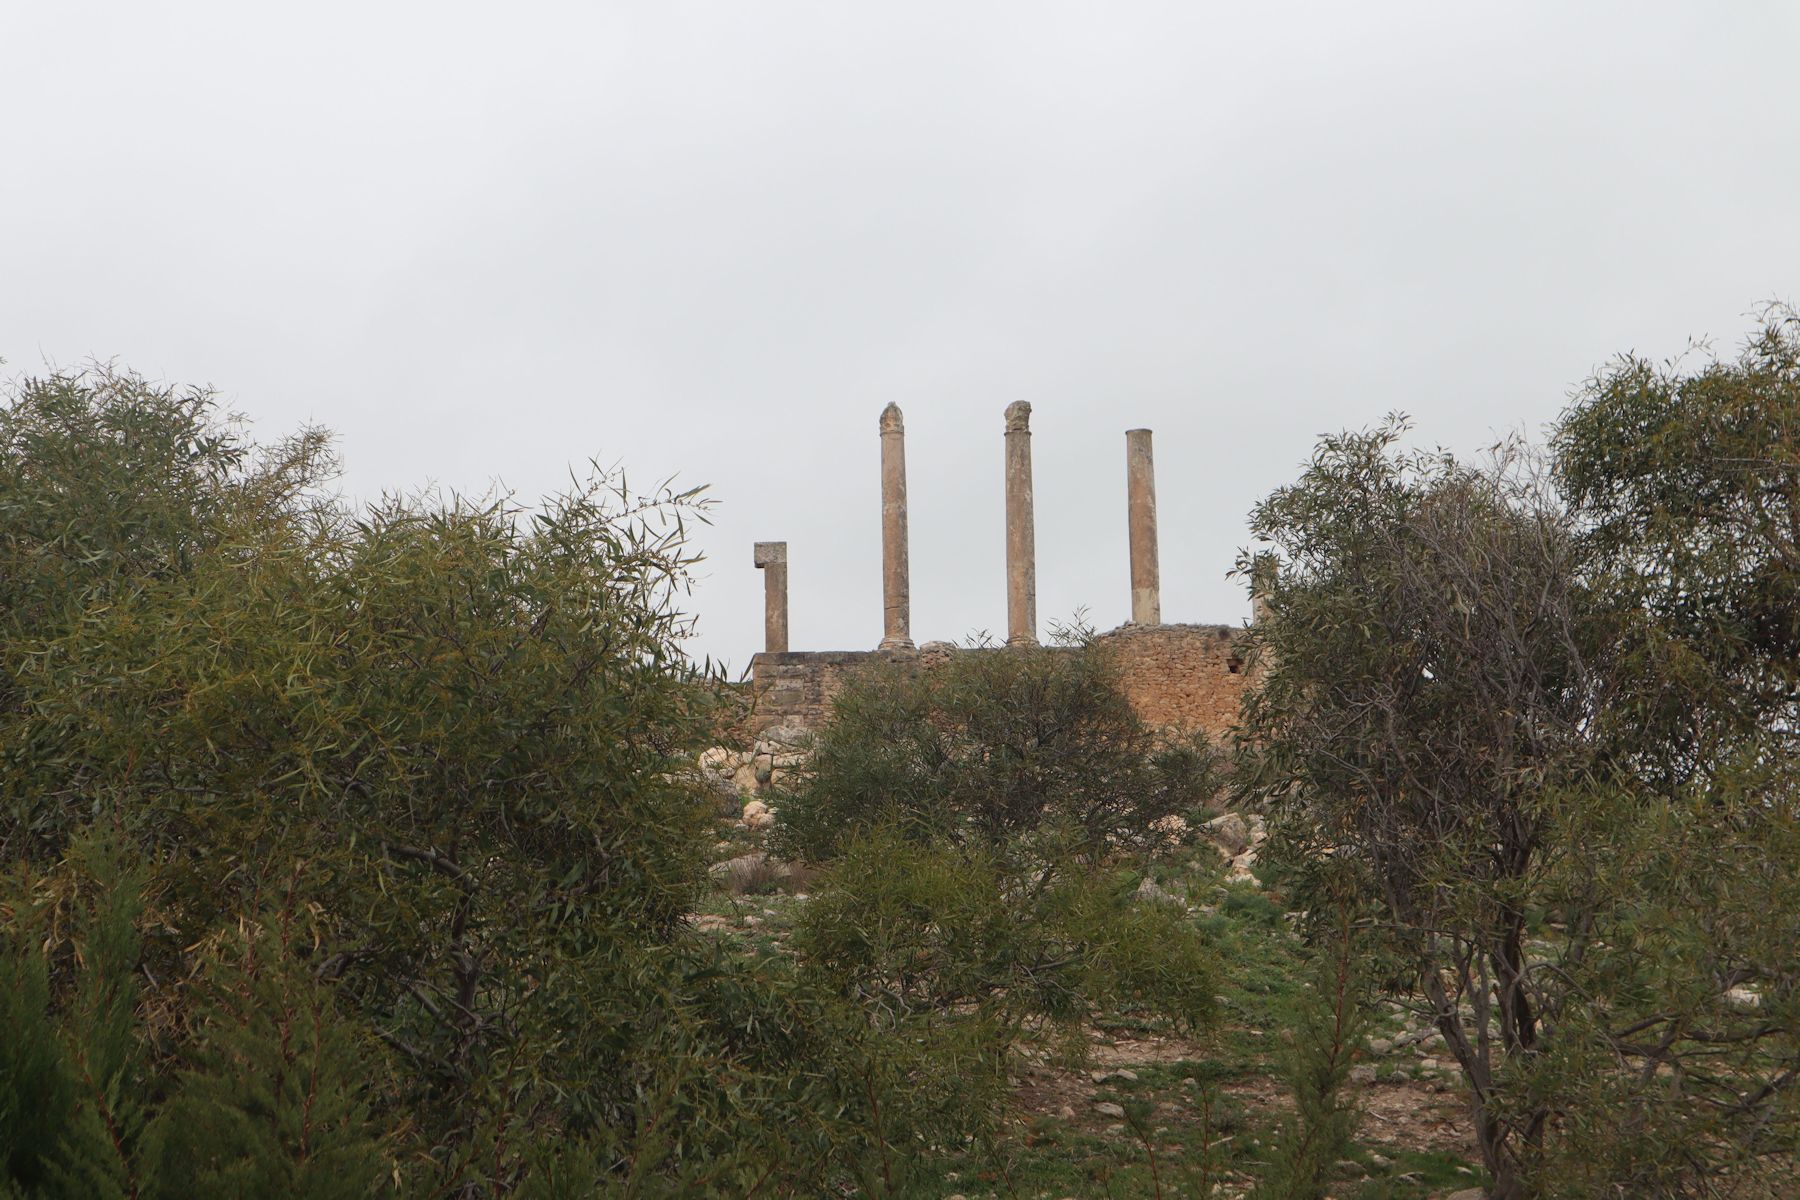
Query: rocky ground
[[688, 731, 1495, 1198]]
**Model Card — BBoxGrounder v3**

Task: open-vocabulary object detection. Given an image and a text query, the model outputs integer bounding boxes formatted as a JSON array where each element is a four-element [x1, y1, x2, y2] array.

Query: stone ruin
[[736, 402, 1264, 747], [692, 403, 1274, 883]]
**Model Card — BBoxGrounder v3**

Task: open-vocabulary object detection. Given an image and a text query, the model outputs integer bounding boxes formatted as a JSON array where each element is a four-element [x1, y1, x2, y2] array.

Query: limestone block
[[758, 723, 814, 750], [709, 850, 791, 894], [1203, 812, 1251, 856], [1149, 813, 1188, 845], [1134, 877, 1186, 907]]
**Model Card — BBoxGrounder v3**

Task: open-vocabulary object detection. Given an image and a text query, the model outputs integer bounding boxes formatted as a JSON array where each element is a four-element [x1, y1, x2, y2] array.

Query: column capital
[[1004, 400, 1032, 434], [879, 402, 904, 435]]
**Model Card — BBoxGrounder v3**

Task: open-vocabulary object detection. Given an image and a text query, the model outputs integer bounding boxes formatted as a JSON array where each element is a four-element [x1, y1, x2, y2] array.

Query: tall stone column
[[878, 403, 914, 650], [1004, 401, 1037, 646], [753, 541, 788, 654], [1125, 428, 1161, 624]]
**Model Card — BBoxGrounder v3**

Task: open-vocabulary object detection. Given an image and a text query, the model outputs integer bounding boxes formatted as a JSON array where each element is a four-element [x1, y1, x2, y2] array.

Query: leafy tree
[[1243, 371, 1800, 1197], [1554, 307, 1800, 781], [0, 365, 991, 1194], [1238, 419, 1604, 1193]]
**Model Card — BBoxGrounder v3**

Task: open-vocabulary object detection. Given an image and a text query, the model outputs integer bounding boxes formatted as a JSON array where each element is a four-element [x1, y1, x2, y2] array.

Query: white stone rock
[[1094, 1101, 1126, 1119], [741, 799, 775, 829], [1203, 812, 1251, 855], [1725, 985, 1762, 1011], [758, 723, 814, 749], [1150, 813, 1188, 844], [710, 850, 787, 893], [1135, 877, 1186, 907]]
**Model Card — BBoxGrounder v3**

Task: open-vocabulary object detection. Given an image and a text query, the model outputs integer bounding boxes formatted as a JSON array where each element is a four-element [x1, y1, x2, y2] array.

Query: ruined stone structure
[[745, 406, 1259, 743], [753, 541, 788, 654], [877, 403, 913, 651], [1125, 428, 1160, 625], [1003, 401, 1037, 646]]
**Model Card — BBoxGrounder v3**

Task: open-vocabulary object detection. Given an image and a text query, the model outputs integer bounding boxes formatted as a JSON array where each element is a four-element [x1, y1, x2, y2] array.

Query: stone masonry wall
[[742, 650, 888, 737], [747, 624, 1253, 743], [1090, 622, 1253, 740]]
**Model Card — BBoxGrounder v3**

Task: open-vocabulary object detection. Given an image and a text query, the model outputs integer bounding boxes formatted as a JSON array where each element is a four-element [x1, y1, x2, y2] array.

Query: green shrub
[[770, 639, 1217, 867], [795, 829, 1216, 1052]]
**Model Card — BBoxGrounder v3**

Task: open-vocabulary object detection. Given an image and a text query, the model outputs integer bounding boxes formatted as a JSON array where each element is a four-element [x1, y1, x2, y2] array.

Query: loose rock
[[1203, 812, 1251, 856]]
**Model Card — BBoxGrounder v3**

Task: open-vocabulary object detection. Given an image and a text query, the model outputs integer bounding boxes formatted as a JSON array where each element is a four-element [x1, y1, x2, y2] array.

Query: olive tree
[[1245, 362, 1800, 1197]]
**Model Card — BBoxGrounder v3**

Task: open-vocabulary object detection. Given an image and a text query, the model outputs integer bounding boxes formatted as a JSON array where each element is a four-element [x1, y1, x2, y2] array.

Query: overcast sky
[[5, 3, 1798, 671]]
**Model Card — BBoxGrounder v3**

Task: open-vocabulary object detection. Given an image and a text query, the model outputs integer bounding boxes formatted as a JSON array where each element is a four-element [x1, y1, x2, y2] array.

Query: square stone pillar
[[754, 541, 789, 654]]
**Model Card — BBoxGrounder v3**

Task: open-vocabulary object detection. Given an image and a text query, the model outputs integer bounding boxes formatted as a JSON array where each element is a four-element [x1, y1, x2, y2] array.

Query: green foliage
[[1554, 307, 1800, 777], [771, 639, 1217, 867], [1235, 417, 1605, 1194], [1254, 902, 1370, 1200], [139, 887, 391, 1200], [795, 830, 1215, 1056], [772, 641, 1219, 1150], [0, 365, 1000, 1195], [0, 833, 147, 1199], [1242, 312, 1800, 1197]]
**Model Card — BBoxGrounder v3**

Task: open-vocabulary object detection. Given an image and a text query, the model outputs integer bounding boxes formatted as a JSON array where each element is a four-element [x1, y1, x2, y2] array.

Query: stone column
[[1004, 401, 1037, 646], [878, 403, 914, 650], [753, 541, 789, 654], [1125, 428, 1161, 625]]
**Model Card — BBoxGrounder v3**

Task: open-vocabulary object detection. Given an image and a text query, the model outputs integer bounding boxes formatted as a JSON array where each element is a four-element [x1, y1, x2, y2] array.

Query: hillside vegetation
[[3, 310, 1798, 1198]]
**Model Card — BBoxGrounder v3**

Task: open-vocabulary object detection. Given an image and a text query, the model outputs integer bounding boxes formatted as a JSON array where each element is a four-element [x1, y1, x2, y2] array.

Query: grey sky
[[5, 2, 1798, 672]]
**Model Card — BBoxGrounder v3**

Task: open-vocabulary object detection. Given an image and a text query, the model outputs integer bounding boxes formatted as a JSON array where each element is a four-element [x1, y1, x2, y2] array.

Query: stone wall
[[1090, 622, 1253, 739], [742, 650, 885, 737], [747, 624, 1253, 743]]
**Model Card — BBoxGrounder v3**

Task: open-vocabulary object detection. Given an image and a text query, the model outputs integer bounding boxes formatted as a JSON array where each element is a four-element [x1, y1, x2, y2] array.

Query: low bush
[[770, 638, 1219, 868], [797, 830, 1208, 1031]]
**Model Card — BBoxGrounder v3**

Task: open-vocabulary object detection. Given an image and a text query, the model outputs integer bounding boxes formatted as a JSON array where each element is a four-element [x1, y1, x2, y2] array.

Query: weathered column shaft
[[879, 403, 914, 650], [754, 541, 789, 654], [1004, 401, 1037, 646], [1125, 428, 1161, 624]]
